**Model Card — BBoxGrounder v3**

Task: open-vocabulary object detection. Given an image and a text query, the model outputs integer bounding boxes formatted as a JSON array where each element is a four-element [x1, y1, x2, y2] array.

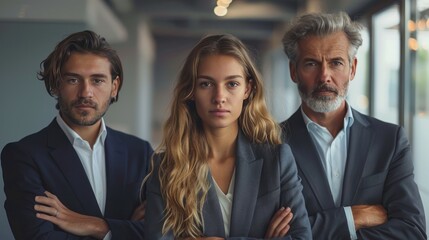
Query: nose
[[319, 62, 332, 83], [212, 86, 226, 104], [78, 80, 93, 98]]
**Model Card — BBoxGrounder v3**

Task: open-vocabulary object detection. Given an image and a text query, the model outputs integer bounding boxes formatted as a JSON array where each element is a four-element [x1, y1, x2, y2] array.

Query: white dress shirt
[[301, 103, 358, 239], [56, 114, 112, 239]]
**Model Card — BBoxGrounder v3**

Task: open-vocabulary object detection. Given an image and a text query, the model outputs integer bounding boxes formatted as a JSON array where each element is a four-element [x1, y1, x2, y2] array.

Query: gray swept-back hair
[[282, 11, 363, 64]]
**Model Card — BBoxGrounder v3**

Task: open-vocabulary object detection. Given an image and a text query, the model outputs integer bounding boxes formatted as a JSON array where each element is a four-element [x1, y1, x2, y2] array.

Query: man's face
[[55, 52, 119, 129], [290, 31, 357, 113]]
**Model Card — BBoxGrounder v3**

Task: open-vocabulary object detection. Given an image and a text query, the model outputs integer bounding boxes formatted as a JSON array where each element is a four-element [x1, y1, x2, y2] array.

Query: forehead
[[198, 54, 244, 74], [62, 52, 111, 73], [297, 31, 350, 60]]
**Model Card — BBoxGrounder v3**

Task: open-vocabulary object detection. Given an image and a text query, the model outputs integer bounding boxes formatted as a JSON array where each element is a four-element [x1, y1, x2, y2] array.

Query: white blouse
[[212, 170, 235, 237]]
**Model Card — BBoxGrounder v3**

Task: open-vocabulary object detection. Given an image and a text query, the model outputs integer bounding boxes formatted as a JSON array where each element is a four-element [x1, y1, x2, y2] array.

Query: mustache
[[312, 84, 338, 94], [72, 98, 97, 108]]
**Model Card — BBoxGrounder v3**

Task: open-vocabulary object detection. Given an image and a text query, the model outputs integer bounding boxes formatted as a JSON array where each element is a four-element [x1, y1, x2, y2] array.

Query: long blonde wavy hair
[[151, 34, 281, 238]]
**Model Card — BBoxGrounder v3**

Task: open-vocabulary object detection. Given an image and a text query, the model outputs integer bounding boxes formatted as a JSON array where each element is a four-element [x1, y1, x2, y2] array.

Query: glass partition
[[413, 0, 429, 234], [372, 5, 400, 124]]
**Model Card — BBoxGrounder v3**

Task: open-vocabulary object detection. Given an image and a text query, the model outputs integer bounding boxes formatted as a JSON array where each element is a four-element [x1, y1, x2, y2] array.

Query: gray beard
[[299, 85, 348, 113]]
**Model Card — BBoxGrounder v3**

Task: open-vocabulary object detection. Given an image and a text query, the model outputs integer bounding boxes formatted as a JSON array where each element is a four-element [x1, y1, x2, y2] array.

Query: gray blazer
[[281, 108, 426, 240], [145, 131, 312, 239]]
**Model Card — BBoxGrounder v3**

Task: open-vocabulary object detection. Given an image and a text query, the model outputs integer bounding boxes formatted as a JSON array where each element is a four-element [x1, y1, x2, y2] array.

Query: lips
[[73, 99, 96, 109], [210, 109, 229, 112], [209, 109, 230, 116], [75, 104, 95, 109]]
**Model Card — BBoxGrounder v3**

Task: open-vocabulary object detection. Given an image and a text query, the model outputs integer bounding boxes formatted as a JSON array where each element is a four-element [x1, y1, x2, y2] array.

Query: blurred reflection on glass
[[373, 5, 400, 124], [413, 0, 429, 236], [348, 23, 369, 114]]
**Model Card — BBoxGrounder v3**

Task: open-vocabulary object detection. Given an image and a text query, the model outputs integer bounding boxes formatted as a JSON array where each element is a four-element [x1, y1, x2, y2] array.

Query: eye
[[332, 60, 344, 66], [198, 81, 212, 88], [304, 61, 317, 67], [92, 78, 105, 85], [227, 81, 239, 88], [65, 78, 78, 85]]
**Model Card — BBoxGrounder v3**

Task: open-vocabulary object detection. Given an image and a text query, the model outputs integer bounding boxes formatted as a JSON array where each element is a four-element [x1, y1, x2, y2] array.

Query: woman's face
[[193, 54, 251, 132]]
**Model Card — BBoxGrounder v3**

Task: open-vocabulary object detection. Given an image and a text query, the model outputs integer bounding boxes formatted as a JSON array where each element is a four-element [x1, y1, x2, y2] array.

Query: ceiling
[[106, 0, 380, 40]]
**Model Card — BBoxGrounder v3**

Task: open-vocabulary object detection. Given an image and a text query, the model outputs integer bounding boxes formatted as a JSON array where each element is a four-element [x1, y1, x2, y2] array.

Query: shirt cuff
[[103, 231, 112, 240], [344, 206, 358, 240]]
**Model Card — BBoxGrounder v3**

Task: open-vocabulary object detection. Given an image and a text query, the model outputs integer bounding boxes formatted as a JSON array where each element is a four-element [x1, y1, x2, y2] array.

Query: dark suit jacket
[[145, 131, 312, 240], [1, 119, 153, 240], [281, 108, 426, 240]]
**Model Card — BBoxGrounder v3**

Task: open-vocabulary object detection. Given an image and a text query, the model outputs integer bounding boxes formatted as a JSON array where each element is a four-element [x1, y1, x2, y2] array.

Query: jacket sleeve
[[307, 208, 351, 239], [1, 142, 93, 240], [356, 127, 426, 239], [106, 141, 154, 240], [144, 155, 176, 240], [278, 144, 312, 240]]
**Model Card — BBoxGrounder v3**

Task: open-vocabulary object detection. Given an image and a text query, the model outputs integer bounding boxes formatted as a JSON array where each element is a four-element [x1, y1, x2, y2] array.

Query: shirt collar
[[301, 101, 355, 130], [56, 112, 107, 145]]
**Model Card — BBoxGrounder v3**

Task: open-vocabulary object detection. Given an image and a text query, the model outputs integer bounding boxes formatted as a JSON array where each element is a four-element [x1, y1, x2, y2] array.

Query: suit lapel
[[47, 120, 102, 217], [341, 110, 372, 205], [103, 129, 127, 217], [284, 110, 335, 210], [203, 172, 226, 237], [229, 132, 263, 236]]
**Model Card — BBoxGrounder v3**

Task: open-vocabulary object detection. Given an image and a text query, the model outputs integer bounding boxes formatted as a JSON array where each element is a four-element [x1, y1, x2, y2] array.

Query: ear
[[50, 88, 58, 97], [289, 61, 298, 83], [111, 76, 120, 98], [244, 79, 253, 100], [349, 57, 358, 81]]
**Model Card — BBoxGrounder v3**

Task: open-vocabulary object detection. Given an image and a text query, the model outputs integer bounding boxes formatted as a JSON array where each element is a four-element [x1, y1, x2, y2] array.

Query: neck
[[205, 126, 238, 162], [302, 101, 347, 137], [61, 114, 101, 148]]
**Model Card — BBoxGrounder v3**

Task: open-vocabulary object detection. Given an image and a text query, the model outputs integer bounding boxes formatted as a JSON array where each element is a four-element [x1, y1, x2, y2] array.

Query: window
[[348, 25, 370, 114], [413, 0, 429, 235], [372, 5, 400, 124]]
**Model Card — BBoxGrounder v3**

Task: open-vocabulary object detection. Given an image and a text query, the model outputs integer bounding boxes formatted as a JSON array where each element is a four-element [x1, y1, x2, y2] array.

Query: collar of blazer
[[282, 108, 373, 208], [203, 130, 264, 237]]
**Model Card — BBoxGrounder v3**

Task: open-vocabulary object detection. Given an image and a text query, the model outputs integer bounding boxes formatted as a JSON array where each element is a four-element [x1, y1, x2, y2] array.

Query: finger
[[265, 208, 283, 238], [273, 212, 293, 237], [35, 195, 55, 206], [44, 191, 68, 209], [44, 191, 57, 199], [131, 205, 146, 220], [135, 204, 145, 211], [34, 204, 57, 216], [272, 207, 291, 228], [265, 207, 291, 238], [36, 212, 62, 225], [278, 224, 291, 237]]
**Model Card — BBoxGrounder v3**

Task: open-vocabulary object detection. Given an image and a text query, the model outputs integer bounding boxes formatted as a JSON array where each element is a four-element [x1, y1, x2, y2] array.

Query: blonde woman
[[145, 34, 311, 239]]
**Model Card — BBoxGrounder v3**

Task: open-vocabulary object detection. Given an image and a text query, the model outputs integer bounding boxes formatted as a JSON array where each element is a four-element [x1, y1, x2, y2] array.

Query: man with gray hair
[[280, 11, 426, 239]]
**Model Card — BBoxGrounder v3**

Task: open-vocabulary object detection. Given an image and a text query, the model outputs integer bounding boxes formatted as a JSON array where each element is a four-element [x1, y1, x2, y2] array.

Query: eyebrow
[[197, 75, 244, 80], [302, 56, 346, 62], [62, 72, 109, 78]]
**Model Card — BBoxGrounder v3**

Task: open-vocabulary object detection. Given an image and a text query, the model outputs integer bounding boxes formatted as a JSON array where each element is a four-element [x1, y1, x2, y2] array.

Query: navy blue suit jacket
[[145, 131, 312, 240], [1, 119, 153, 239], [281, 108, 426, 239]]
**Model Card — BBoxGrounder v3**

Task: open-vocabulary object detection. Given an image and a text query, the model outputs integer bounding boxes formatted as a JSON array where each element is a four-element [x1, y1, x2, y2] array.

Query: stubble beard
[[58, 96, 110, 126]]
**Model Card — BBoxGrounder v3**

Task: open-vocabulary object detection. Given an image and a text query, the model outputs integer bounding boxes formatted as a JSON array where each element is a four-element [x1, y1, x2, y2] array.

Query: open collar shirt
[[301, 103, 358, 239], [56, 113, 107, 215]]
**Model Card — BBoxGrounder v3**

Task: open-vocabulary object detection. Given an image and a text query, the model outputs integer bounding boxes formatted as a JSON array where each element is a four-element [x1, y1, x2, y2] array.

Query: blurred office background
[[1, 0, 428, 238]]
